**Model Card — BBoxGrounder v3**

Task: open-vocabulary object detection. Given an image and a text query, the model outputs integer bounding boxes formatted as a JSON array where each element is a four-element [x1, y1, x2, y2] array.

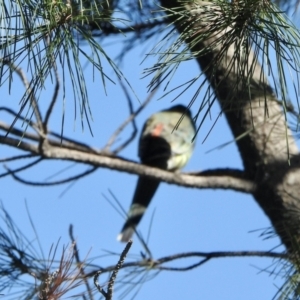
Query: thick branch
[[40, 144, 258, 193], [0, 129, 255, 192]]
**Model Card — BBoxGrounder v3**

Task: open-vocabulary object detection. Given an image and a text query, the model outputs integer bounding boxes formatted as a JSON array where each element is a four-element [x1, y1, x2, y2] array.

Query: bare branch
[[0, 120, 41, 143], [87, 249, 287, 278], [0, 113, 255, 192], [2, 60, 43, 132], [48, 131, 98, 154], [94, 240, 133, 300], [107, 240, 133, 299], [158, 258, 210, 271], [113, 89, 158, 154], [94, 271, 108, 298], [69, 225, 93, 300], [104, 81, 136, 153], [0, 153, 38, 163], [0, 107, 39, 132], [0, 158, 43, 178], [40, 144, 257, 193], [0, 121, 96, 154], [91, 20, 167, 35], [154, 250, 287, 269], [43, 56, 60, 132], [104, 86, 156, 154], [4, 165, 97, 186], [1, 126, 255, 192], [0, 135, 39, 153]]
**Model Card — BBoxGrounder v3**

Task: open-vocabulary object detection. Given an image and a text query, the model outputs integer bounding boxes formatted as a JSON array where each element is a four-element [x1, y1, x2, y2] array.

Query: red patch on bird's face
[[151, 123, 164, 137]]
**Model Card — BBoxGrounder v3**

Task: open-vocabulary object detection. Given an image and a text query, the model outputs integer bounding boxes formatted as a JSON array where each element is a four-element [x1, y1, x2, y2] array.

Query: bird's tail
[[117, 176, 160, 242]]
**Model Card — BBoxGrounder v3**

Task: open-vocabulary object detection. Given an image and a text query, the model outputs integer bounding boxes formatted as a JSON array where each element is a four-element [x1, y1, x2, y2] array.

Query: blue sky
[[0, 27, 291, 299]]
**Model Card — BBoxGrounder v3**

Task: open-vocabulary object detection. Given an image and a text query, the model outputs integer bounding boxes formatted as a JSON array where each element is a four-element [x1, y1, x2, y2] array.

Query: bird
[[117, 104, 196, 242]]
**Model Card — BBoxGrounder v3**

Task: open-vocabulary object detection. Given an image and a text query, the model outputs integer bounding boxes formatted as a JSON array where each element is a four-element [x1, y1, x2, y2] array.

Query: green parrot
[[117, 104, 196, 242]]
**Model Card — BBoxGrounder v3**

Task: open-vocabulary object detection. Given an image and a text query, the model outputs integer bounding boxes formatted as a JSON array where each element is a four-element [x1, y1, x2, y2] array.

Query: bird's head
[[164, 104, 192, 118]]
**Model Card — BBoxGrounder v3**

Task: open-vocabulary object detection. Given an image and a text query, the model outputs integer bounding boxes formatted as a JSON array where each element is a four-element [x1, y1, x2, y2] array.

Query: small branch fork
[[94, 240, 133, 300]]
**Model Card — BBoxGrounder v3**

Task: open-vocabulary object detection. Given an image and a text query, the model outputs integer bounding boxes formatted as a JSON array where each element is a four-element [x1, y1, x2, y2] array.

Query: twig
[[155, 250, 287, 267], [69, 225, 93, 300], [107, 240, 133, 299], [0, 107, 39, 132], [4, 165, 97, 186], [94, 271, 108, 298], [91, 20, 166, 35], [157, 257, 211, 271], [94, 240, 133, 300], [43, 52, 60, 132], [104, 88, 157, 154], [0, 158, 43, 178], [49, 131, 98, 153], [0, 153, 38, 163], [0, 120, 41, 142], [2, 60, 44, 132], [0, 135, 40, 154], [0, 120, 96, 154], [1, 108, 86, 151], [87, 249, 287, 277]]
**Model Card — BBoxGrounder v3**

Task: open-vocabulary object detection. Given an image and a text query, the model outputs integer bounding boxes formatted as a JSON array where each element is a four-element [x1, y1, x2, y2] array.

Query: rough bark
[[159, 0, 300, 252]]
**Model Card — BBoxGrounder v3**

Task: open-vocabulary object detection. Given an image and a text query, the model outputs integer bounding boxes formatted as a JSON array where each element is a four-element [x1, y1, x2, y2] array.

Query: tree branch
[[0, 158, 43, 179], [86, 249, 287, 277], [0, 127, 255, 192], [4, 165, 97, 186], [69, 225, 93, 300], [2, 60, 45, 136], [104, 82, 156, 154]]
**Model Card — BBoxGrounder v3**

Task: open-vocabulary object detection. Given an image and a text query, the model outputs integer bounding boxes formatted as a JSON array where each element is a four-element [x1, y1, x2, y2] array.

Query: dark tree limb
[[4, 165, 97, 186], [1, 129, 256, 192], [87, 249, 287, 277], [0, 158, 43, 178]]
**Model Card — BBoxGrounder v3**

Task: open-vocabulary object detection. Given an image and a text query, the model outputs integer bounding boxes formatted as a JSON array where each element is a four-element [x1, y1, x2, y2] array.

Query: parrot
[[117, 104, 196, 242]]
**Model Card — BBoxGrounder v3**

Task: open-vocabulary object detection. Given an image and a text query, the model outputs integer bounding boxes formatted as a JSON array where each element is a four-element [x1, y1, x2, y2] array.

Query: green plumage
[[117, 105, 196, 242]]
